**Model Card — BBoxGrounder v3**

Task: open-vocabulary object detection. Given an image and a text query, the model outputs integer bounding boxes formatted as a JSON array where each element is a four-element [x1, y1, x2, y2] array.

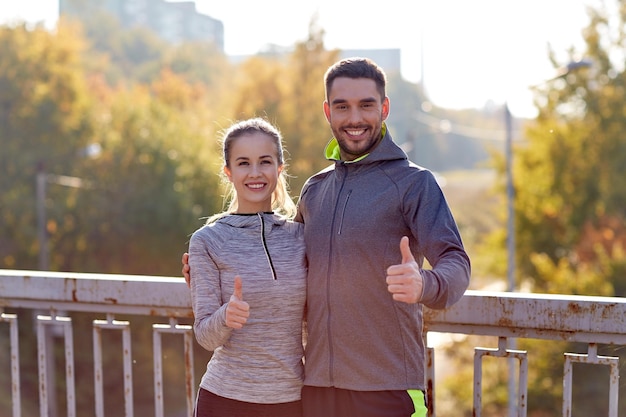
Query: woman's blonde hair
[[206, 118, 296, 224]]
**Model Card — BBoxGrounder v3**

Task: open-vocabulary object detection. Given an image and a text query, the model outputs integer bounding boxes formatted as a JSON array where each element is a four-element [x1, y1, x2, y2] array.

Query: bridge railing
[[1, 269, 624, 417]]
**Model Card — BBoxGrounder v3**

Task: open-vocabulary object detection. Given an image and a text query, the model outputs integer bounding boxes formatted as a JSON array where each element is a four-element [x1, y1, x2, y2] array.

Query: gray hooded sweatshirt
[[189, 212, 307, 403], [295, 123, 471, 392]]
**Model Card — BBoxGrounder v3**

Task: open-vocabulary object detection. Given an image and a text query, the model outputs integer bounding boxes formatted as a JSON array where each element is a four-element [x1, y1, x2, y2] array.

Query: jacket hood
[[323, 122, 408, 165], [214, 212, 286, 232]]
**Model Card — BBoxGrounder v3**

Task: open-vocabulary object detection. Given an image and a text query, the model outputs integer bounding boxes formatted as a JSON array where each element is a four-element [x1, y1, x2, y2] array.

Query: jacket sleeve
[[189, 230, 233, 351], [407, 171, 471, 309], [294, 181, 310, 224]]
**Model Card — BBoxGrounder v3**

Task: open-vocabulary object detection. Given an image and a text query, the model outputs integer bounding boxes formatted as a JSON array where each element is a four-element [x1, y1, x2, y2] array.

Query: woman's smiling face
[[224, 132, 282, 214]]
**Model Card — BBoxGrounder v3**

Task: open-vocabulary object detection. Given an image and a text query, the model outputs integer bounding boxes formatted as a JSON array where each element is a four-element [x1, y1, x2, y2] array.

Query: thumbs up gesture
[[386, 236, 424, 304], [225, 276, 250, 329]]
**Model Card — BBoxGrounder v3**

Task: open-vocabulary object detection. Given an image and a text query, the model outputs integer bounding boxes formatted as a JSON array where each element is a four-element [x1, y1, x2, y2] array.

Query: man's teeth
[[347, 129, 365, 136]]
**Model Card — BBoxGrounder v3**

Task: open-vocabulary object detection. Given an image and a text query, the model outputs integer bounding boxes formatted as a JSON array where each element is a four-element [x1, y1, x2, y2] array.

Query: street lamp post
[[504, 58, 592, 417], [505, 58, 592, 290], [36, 162, 50, 271], [36, 144, 101, 271], [503, 101, 518, 417], [505, 103, 515, 293], [35, 144, 101, 417], [504, 58, 593, 293]]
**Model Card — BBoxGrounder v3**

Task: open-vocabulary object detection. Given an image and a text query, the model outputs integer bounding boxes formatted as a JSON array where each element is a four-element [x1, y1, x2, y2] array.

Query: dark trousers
[[194, 387, 303, 417], [301, 386, 415, 417]]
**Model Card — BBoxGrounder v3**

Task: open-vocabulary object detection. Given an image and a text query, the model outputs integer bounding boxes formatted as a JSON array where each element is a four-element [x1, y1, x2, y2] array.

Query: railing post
[[93, 314, 133, 417], [1, 313, 21, 417], [153, 318, 195, 417], [425, 346, 435, 417], [474, 337, 527, 417], [563, 343, 620, 417], [36, 314, 75, 417]]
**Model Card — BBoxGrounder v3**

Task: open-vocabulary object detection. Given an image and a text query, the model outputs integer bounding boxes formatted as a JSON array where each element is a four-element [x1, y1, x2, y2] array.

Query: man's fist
[[385, 236, 424, 304]]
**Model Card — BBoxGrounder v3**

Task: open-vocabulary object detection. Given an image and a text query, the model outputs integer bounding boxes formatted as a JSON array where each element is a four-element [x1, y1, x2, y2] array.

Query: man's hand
[[182, 253, 190, 287], [386, 236, 424, 304], [225, 276, 250, 329]]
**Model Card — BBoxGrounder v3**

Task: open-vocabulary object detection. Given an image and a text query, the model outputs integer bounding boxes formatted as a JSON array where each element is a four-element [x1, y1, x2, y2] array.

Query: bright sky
[[1, 0, 601, 117]]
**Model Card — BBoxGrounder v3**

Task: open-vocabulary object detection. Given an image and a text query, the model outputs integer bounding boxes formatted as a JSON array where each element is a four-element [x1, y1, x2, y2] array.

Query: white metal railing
[[422, 289, 626, 416], [1, 269, 624, 417], [0, 270, 193, 417]]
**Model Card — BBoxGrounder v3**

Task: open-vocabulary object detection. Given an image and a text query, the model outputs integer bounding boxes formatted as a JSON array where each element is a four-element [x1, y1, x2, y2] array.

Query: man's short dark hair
[[324, 57, 387, 101]]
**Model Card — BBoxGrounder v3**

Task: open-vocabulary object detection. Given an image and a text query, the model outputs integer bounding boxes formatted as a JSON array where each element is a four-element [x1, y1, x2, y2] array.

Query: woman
[[188, 117, 306, 417]]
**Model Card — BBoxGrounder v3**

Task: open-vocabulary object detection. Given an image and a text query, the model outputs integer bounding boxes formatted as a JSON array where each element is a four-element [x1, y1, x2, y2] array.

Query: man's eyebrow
[[330, 97, 377, 105]]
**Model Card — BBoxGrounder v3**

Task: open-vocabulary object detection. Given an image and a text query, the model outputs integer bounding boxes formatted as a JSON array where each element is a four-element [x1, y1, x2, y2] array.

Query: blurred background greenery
[[1, 1, 625, 415]]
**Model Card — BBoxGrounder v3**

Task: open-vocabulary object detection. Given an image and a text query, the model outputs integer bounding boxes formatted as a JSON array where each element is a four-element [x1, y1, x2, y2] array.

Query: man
[[184, 57, 470, 417]]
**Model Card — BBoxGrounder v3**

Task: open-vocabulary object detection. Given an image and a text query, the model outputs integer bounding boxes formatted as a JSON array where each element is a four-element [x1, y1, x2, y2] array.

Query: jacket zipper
[[327, 166, 349, 382], [337, 189, 352, 235], [258, 213, 277, 280]]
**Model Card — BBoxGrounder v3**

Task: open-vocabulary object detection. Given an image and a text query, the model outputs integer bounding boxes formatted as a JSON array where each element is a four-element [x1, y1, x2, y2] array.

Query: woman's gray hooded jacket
[[189, 213, 307, 403]]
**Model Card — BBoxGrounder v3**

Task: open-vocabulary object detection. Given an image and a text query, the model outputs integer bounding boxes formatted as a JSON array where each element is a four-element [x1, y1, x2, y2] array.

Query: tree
[[468, 2, 626, 415], [72, 70, 222, 275], [230, 55, 286, 121], [225, 17, 339, 195], [0, 22, 96, 270], [511, 1, 626, 298], [279, 17, 340, 194], [0, 20, 226, 275]]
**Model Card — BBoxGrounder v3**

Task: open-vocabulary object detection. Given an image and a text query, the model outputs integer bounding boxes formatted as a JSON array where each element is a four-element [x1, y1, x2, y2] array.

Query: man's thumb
[[233, 276, 243, 300], [400, 236, 415, 264]]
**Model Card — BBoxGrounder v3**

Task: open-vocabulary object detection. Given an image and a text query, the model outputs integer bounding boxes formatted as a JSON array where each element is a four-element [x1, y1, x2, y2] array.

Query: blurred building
[[59, 0, 224, 50], [58, 1, 400, 78], [230, 47, 401, 79], [340, 48, 401, 78]]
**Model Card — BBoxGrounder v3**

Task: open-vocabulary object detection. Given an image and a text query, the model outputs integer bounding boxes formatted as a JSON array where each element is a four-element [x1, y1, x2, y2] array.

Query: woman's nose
[[249, 163, 261, 176]]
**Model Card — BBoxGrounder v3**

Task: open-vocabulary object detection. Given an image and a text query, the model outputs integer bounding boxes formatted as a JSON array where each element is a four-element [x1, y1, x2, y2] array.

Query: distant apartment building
[[59, 0, 224, 50]]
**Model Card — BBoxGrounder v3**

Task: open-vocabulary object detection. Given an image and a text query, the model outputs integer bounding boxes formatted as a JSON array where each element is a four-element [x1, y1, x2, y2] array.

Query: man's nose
[[347, 107, 363, 123]]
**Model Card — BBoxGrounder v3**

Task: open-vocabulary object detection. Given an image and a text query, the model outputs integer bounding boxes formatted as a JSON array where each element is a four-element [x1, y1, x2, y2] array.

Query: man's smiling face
[[323, 77, 390, 161]]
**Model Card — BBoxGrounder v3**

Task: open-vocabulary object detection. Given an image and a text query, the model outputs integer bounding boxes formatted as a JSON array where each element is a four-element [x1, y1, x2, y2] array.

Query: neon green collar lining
[[325, 123, 387, 162]]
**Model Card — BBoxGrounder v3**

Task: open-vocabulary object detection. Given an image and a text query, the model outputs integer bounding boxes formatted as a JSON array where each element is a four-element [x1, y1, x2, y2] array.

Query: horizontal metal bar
[[2, 271, 626, 344], [0, 270, 192, 318], [424, 290, 626, 344]]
